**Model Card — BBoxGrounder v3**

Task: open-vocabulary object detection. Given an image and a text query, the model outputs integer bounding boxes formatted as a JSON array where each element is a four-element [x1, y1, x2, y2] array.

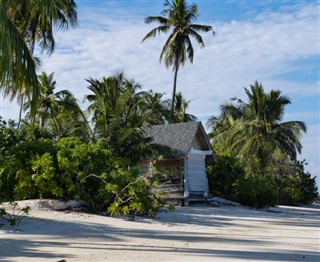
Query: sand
[[0, 204, 319, 262]]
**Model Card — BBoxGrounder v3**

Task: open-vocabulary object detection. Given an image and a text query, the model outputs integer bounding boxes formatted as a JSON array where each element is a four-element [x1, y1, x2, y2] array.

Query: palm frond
[[189, 24, 213, 33], [0, 1, 39, 117], [144, 16, 168, 25]]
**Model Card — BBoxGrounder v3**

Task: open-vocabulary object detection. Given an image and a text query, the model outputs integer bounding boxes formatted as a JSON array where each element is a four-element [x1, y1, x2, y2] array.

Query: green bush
[[207, 151, 318, 208], [235, 176, 279, 208], [0, 127, 164, 217], [276, 161, 318, 206], [58, 138, 164, 216], [0, 119, 55, 201], [207, 155, 278, 208], [207, 155, 245, 200], [269, 157, 318, 206]]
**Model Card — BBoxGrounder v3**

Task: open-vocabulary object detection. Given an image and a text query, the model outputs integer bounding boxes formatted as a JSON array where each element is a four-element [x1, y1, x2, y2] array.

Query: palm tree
[[85, 72, 146, 138], [169, 92, 197, 123], [142, 0, 213, 119], [142, 90, 170, 125], [36, 72, 57, 128], [210, 81, 306, 174], [0, 1, 38, 118], [50, 90, 92, 141], [85, 73, 127, 138], [6, 0, 77, 126], [8, 0, 77, 55], [24, 72, 92, 141], [84, 72, 157, 162]]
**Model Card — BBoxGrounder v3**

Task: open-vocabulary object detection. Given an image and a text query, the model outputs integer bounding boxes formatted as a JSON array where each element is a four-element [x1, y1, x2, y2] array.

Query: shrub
[[56, 138, 164, 216], [0, 123, 164, 218], [235, 176, 279, 208], [207, 155, 245, 200], [0, 202, 31, 227], [270, 158, 318, 205]]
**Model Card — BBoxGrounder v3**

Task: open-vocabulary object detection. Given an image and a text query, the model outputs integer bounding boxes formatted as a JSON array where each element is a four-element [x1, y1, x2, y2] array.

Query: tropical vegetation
[[0, 70, 197, 216], [1, 0, 77, 125], [142, 0, 213, 119], [207, 81, 318, 207], [0, 120, 164, 216], [0, 0, 317, 217]]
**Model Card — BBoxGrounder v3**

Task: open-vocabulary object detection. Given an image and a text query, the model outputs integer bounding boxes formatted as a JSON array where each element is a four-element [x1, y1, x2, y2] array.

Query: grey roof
[[145, 121, 211, 158]]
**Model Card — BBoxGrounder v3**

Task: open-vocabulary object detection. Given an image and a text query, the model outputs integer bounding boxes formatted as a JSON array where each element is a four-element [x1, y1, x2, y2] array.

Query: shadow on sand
[[0, 205, 319, 261]]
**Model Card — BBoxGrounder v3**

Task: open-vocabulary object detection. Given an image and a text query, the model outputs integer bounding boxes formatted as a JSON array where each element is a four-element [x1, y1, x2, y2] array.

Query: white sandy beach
[[0, 203, 319, 262]]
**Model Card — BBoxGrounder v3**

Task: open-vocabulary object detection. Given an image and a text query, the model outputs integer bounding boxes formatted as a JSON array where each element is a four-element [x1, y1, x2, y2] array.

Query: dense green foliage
[[2, 0, 78, 123], [270, 157, 318, 206], [235, 175, 279, 209], [1, 0, 317, 214], [207, 83, 318, 208], [207, 154, 318, 208], [0, 120, 164, 216], [207, 155, 279, 208], [207, 155, 245, 200]]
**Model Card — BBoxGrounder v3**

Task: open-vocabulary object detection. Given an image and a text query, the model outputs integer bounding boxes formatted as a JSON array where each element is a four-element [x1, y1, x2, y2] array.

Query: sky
[[1, 0, 319, 188]]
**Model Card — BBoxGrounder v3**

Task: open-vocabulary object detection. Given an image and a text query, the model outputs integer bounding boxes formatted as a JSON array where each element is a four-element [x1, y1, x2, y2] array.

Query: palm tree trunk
[[170, 59, 179, 120], [41, 115, 45, 128], [18, 42, 35, 128], [18, 94, 24, 128]]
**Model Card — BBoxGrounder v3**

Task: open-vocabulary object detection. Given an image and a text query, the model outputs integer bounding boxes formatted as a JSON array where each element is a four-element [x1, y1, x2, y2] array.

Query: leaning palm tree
[[142, 0, 213, 119], [6, 0, 77, 126], [210, 81, 306, 174], [8, 0, 77, 55], [0, 1, 38, 117]]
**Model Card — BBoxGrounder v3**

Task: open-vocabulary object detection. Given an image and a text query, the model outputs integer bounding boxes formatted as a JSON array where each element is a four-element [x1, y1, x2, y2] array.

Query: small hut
[[142, 121, 216, 206]]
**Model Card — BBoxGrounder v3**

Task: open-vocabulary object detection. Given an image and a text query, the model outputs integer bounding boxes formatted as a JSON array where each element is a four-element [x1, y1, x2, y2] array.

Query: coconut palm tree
[[210, 81, 306, 173], [84, 72, 159, 162], [8, 0, 77, 55], [85, 72, 146, 138], [0, 1, 38, 117], [142, 91, 170, 125], [142, 0, 213, 119], [169, 91, 197, 123], [85, 73, 127, 138], [50, 90, 92, 141], [5, 0, 77, 126], [23, 72, 92, 141], [36, 72, 57, 128]]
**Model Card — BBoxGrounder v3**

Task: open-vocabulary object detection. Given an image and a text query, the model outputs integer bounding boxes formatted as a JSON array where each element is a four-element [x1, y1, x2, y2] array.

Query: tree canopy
[[209, 81, 306, 174]]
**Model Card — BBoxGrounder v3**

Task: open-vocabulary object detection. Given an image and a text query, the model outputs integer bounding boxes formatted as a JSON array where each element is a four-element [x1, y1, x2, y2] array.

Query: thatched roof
[[145, 121, 215, 163]]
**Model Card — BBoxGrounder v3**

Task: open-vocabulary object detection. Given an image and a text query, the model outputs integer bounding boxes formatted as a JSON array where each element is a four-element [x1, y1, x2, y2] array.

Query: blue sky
[[1, 0, 319, 188]]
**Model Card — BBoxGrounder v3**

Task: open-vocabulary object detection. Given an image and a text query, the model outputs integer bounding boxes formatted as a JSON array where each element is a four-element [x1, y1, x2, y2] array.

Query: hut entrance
[[186, 153, 208, 198], [152, 159, 185, 205]]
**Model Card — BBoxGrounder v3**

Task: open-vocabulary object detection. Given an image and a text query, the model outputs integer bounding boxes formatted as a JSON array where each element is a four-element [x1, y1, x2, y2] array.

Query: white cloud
[[9, 2, 314, 115]]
